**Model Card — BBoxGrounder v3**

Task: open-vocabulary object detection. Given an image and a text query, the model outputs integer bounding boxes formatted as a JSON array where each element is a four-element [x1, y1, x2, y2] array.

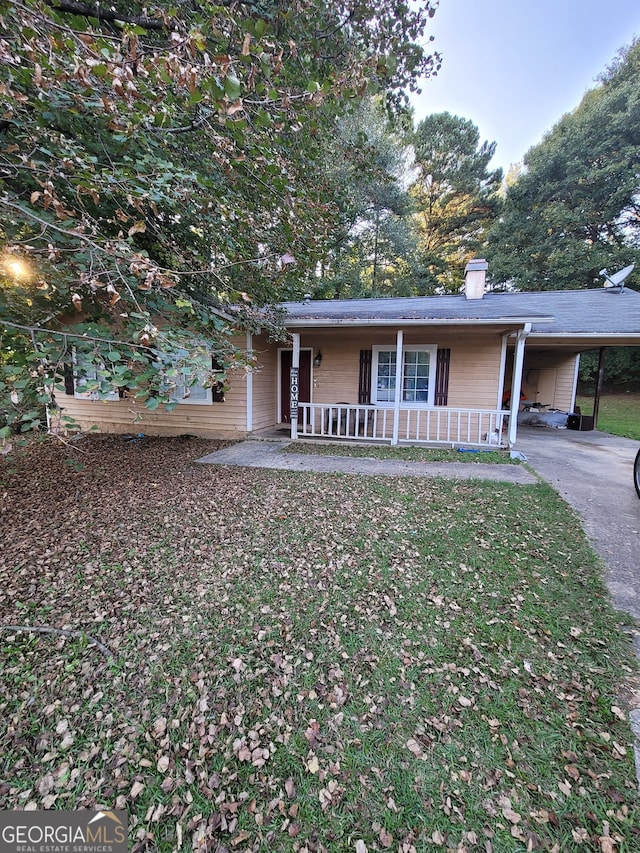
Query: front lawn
[[1, 436, 639, 852], [576, 393, 640, 441]]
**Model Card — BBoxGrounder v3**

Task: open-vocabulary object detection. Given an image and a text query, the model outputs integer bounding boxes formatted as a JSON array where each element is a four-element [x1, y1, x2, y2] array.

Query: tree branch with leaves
[[0, 0, 440, 436]]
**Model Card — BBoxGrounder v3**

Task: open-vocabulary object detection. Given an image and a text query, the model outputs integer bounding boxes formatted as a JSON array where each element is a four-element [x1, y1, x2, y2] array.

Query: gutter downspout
[[391, 329, 403, 445], [508, 323, 531, 448], [291, 333, 300, 440]]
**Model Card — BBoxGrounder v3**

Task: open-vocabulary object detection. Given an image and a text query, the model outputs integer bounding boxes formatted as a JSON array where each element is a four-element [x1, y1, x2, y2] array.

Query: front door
[[280, 350, 311, 423]]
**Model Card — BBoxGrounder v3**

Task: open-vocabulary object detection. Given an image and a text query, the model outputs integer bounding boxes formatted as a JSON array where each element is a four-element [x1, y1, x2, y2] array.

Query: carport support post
[[592, 347, 606, 428], [290, 333, 300, 440], [507, 324, 530, 447]]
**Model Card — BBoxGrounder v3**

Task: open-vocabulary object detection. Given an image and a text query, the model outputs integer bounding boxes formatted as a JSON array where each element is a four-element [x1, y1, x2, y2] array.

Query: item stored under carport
[[567, 414, 594, 431]]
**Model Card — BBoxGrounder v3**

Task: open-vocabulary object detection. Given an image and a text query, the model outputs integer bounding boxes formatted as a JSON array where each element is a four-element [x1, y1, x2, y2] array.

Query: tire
[[635, 449, 640, 499]]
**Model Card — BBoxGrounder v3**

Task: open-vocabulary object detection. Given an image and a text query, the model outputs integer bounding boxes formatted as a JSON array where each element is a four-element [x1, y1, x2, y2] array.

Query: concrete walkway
[[197, 438, 538, 484]]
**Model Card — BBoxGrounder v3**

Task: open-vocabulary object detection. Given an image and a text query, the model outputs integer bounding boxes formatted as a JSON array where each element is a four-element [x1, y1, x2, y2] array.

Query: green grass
[[576, 392, 640, 440], [1, 436, 639, 852], [286, 441, 519, 464]]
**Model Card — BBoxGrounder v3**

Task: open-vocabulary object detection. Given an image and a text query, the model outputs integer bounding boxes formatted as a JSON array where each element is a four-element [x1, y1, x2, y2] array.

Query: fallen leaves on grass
[[1, 435, 639, 852]]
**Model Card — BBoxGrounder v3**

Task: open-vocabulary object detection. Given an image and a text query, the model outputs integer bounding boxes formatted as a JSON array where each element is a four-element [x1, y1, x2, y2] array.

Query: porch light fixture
[[313, 351, 322, 367]]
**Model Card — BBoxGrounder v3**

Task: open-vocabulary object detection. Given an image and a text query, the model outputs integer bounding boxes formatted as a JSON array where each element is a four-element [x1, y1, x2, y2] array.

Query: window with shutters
[[164, 366, 213, 405], [161, 354, 225, 405], [72, 352, 120, 401], [67, 350, 223, 404], [371, 345, 437, 406]]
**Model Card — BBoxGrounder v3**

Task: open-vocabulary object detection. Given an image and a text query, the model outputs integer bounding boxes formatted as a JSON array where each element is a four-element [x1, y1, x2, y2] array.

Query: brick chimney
[[464, 258, 488, 299]]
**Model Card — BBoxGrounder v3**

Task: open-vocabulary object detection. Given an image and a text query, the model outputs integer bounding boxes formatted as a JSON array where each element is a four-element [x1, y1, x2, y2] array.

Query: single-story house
[[59, 261, 640, 449]]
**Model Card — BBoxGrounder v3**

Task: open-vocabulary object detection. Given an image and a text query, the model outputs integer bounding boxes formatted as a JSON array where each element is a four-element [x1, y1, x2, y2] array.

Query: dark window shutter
[[434, 348, 450, 406], [63, 363, 75, 395], [359, 349, 372, 404], [211, 355, 225, 403]]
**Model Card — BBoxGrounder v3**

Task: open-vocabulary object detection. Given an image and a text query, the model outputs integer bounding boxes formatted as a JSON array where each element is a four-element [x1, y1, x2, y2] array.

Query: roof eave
[[284, 316, 554, 328], [529, 332, 640, 341]]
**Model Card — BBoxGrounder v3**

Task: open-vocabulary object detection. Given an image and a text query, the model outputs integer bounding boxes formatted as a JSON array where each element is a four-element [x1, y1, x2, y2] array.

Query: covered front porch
[[283, 325, 531, 449]]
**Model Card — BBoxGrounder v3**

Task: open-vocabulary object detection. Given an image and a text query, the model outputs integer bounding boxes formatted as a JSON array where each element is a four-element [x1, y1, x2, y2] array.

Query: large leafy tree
[[0, 0, 439, 435], [409, 112, 503, 293], [486, 38, 640, 291]]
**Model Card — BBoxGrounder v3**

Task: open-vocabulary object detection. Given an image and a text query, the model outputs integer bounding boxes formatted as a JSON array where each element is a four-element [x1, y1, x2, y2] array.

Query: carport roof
[[281, 287, 640, 343]]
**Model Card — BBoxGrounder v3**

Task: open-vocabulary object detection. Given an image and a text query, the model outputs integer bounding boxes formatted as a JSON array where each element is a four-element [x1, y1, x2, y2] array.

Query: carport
[[502, 287, 640, 431]]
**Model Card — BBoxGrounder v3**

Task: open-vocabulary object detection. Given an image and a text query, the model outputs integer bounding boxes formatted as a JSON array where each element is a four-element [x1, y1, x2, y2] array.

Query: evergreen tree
[[487, 39, 640, 291], [410, 112, 503, 292]]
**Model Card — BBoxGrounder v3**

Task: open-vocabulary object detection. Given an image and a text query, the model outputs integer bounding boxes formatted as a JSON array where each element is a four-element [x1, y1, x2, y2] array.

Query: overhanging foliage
[[0, 0, 439, 435]]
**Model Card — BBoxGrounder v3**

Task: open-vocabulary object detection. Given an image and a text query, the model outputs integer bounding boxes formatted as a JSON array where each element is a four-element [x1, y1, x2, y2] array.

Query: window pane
[[74, 353, 119, 401], [402, 350, 430, 402], [171, 368, 211, 404], [376, 351, 396, 402]]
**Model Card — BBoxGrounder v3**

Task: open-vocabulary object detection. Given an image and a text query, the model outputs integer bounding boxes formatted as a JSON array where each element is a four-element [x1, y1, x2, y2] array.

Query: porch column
[[290, 333, 300, 440], [570, 353, 580, 413], [507, 323, 530, 447], [391, 329, 403, 445], [592, 347, 607, 428]]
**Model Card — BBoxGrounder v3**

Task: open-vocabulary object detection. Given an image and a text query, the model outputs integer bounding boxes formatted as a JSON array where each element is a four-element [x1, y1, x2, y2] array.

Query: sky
[[410, 0, 640, 174]]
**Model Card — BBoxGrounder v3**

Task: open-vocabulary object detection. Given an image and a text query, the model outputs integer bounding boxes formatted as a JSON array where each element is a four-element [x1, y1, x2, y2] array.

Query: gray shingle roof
[[281, 288, 640, 336]]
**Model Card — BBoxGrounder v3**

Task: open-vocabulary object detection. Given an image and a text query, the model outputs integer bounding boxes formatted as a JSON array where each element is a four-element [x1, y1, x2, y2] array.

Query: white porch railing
[[297, 403, 507, 448]]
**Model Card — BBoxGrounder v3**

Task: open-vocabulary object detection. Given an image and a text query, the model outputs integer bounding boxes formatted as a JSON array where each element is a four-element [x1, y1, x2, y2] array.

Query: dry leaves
[[1, 436, 638, 852]]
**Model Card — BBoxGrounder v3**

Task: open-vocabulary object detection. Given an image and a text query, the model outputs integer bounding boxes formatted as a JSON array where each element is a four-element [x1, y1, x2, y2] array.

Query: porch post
[[290, 333, 300, 440], [392, 329, 403, 445], [507, 324, 530, 447], [570, 353, 580, 413], [592, 347, 606, 428]]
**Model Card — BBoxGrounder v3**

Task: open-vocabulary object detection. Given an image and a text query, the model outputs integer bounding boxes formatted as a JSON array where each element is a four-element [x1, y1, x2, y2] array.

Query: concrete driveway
[[515, 426, 640, 625]]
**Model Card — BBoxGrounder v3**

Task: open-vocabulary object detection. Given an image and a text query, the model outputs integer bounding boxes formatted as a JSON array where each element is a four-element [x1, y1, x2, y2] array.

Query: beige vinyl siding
[[58, 338, 251, 439], [439, 334, 503, 409], [297, 328, 504, 410], [58, 371, 248, 438], [522, 353, 579, 411], [251, 337, 278, 430], [552, 356, 579, 411]]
